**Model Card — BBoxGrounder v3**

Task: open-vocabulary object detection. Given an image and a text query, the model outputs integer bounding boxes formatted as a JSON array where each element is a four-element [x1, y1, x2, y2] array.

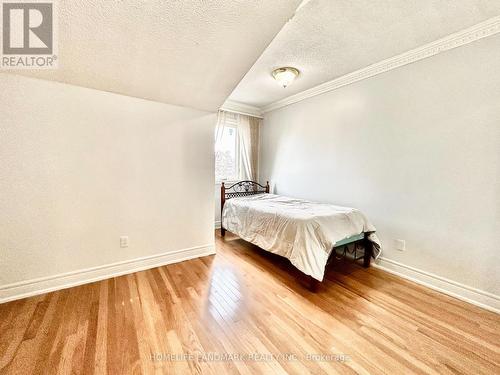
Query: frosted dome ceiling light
[[272, 67, 299, 88]]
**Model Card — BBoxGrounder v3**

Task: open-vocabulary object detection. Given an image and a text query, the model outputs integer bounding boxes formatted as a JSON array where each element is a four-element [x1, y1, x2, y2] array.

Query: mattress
[[222, 193, 382, 281]]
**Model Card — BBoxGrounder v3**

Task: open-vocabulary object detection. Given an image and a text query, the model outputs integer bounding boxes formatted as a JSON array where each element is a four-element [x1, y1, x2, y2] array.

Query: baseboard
[[215, 220, 221, 229], [0, 244, 215, 304], [374, 257, 500, 314]]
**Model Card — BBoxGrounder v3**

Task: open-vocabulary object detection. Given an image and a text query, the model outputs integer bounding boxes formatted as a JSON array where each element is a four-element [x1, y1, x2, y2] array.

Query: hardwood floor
[[1, 231, 499, 374]]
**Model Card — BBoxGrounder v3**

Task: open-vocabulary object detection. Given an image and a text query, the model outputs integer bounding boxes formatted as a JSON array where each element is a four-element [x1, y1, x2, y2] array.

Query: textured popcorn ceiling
[[11, 0, 302, 112], [228, 0, 500, 108]]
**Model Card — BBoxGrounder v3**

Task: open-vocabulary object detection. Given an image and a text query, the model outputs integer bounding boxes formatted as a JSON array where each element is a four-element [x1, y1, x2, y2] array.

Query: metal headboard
[[222, 180, 269, 200]]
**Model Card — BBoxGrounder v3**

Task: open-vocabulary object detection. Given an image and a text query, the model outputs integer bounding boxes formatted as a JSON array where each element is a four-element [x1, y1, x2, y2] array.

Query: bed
[[220, 180, 382, 290]]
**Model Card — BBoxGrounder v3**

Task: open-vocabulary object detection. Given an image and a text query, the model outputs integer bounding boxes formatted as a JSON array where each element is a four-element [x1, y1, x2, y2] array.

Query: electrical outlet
[[394, 239, 405, 251], [120, 236, 129, 248]]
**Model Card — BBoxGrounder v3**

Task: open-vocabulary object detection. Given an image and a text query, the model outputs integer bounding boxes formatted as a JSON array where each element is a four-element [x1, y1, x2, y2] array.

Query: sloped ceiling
[[11, 0, 302, 112], [228, 0, 500, 108]]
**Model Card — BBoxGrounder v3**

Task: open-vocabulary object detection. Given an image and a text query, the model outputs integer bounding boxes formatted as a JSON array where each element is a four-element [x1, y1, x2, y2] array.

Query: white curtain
[[238, 114, 261, 181], [215, 110, 260, 181], [215, 110, 227, 146]]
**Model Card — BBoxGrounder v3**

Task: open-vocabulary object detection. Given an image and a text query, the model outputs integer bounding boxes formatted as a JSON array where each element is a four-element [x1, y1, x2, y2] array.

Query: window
[[215, 113, 239, 182]]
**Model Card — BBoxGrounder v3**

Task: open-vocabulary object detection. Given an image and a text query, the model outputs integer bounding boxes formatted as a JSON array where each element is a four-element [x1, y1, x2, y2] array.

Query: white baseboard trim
[[0, 244, 215, 304], [215, 220, 221, 229], [374, 257, 500, 314]]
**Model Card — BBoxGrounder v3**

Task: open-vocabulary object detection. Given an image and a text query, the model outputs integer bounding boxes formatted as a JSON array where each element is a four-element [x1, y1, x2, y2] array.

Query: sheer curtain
[[215, 110, 227, 147], [238, 113, 261, 181], [215, 110, 261, 181]]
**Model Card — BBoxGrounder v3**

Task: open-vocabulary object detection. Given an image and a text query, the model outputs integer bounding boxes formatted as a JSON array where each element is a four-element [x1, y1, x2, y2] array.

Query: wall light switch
[[120, 236, 129, 248], [394, 239, 405, 251]]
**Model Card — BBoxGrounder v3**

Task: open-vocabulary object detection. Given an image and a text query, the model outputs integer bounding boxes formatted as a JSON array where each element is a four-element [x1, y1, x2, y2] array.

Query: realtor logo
[[1, 1, 58, 69]]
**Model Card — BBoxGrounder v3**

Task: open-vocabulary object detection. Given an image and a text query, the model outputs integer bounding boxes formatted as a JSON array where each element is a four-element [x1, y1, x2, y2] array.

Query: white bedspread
[[222, 193, 381, 281]]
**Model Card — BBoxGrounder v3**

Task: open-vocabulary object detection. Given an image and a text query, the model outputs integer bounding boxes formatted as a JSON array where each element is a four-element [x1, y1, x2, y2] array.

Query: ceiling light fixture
[[272, 67, 299, 88]]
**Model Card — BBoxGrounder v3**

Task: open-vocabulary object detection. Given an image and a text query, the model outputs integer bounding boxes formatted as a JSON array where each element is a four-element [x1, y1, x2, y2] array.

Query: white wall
[[260, 35, 500, 299], [0, 74, 216, 300]]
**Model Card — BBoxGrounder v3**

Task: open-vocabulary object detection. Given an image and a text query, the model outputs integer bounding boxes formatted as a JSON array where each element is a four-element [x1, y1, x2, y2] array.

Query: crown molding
[[220, 100, 263, 118], [262, 16, 500, 113]]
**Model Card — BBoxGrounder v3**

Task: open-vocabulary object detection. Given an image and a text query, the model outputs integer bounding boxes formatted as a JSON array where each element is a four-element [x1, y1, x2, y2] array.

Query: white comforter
[[222, 193, 381, 281]]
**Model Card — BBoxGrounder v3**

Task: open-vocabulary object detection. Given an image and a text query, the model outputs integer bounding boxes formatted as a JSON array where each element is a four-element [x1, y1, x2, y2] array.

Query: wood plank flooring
[[0, 230, 499, 374]]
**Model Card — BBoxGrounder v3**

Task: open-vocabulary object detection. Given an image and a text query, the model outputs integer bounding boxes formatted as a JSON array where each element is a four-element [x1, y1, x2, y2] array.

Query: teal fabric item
[[333, 233, 364, 247]]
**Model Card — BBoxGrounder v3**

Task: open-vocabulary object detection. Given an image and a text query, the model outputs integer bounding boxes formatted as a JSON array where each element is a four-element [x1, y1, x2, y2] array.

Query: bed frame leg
[[306, 275, 319, 292], [363, 235, 372, 268], [220, 182, 226, 238]]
